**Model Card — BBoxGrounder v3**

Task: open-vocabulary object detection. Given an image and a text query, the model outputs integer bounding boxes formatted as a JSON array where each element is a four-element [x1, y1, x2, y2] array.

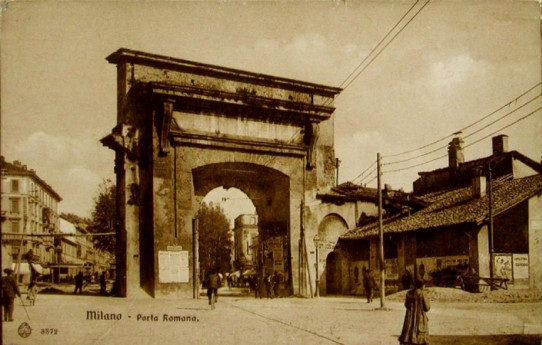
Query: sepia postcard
[[1, 1, 541, 344]]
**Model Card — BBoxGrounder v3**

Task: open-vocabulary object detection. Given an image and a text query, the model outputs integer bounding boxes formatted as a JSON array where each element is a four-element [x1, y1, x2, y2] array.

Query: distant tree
[[197, 202, 233, 277], [60, 212, 90, 226], [88, 179, 116, 253]]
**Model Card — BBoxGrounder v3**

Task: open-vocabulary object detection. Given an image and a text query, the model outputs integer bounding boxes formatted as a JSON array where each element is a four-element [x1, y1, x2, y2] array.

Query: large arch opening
[[193, 162, 293, 295], [200, 187, 257, 291]]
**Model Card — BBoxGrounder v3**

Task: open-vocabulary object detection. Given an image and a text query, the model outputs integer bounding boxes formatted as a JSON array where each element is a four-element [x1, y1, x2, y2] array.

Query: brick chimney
[[448, 137, 464, 169], [472, 173, 486, 198], [492, 134, 508, 155]]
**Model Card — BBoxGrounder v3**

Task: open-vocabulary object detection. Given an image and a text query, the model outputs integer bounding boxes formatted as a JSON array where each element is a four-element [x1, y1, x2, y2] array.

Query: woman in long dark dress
[[399, 279, 430, 345]]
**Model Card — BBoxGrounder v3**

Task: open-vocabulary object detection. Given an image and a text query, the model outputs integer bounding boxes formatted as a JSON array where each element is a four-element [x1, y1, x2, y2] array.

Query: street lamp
[[313, 234, 320, 297]]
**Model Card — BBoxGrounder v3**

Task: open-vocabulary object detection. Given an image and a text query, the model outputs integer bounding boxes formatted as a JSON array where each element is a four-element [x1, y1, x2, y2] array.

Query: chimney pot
[[492, 134, 508, 155], [472, 174, 487, 198], [448, 137, 465, 169]]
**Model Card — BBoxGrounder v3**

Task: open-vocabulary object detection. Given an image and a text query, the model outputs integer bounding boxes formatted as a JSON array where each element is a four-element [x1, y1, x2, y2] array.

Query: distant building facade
[[55, 216, 114, 283], [1, 156, 113, 285], [233, 214, 258, 269], [1, 156, 61, 282]]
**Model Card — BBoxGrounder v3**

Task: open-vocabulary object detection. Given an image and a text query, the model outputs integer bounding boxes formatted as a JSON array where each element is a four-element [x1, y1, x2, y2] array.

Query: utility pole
[[488, 161, 494, 281], [193, 218, 199, 299], [335, 158, 341, 186], [377, 153, 385, 308]]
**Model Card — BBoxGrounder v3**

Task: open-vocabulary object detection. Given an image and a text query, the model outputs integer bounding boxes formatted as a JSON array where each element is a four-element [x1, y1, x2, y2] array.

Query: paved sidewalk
[[2, 292, 541, 345]]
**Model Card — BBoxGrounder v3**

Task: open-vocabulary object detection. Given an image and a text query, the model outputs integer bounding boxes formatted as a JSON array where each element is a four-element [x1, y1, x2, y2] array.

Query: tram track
[[225, 300, 347, 345]]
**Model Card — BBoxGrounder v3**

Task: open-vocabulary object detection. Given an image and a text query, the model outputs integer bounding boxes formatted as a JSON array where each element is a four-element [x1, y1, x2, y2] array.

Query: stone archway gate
[[101, 48, 341, 298]]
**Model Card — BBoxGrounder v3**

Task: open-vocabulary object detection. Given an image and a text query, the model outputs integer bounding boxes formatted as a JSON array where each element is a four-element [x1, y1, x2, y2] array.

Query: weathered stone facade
[[102, 49, 341, 298]]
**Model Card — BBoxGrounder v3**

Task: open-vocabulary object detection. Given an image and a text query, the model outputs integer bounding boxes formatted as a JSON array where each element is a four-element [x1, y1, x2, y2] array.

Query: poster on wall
[[513, 254, 529, 280], [493, 254, 513, 280], [158, 250, 189, 283]]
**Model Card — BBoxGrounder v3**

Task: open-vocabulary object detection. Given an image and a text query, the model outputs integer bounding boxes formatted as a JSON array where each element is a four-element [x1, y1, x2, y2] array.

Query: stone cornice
[[143, 82, 335, 124], [171, 131, 306, 157], [107, 48, 342, 97]]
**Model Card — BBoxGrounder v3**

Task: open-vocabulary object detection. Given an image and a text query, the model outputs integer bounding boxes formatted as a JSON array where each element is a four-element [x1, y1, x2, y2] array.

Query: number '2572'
[[41, 328, 58, 335]]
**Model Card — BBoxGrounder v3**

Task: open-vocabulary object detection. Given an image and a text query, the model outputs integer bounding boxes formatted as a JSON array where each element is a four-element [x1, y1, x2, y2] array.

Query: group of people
[[73, 271, 108, 295], [263, 271, 281, 298]]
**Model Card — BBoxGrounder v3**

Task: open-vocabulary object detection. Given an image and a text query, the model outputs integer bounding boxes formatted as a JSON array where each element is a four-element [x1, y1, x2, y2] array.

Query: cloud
[[239, 33, 359, 85], [427, 54, 490, 89], [4, 131, 114, 217]]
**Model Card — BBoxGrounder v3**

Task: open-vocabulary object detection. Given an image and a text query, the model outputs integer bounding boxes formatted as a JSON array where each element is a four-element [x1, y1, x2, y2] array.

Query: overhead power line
[[383, 106, 542, 174], [340, 0, 431, 92], [462, 94, 541, 141], [323, 0, 430, 107], [463, 106, 542, 150], [338, 0, 421, 89], [351, 160, 377, 183], [384, 81, 542, 159], [383, 92, 542, 166]]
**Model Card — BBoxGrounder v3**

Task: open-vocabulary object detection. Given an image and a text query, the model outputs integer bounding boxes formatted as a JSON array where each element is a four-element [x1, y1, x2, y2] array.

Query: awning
[[243, 269, 257, 276], [11, 262, 48, 275]]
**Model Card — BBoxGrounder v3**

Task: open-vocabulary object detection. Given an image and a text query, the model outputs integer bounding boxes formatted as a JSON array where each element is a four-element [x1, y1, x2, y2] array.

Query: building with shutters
[[1, 156, 61, 282]]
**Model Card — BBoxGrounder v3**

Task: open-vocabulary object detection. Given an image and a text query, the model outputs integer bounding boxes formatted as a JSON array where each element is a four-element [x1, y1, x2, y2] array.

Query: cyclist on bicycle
[[206, 270, 220, 305]]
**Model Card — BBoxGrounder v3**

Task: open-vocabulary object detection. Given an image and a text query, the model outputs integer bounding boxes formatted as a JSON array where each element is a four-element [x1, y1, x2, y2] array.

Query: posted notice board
[[158, 250, 189, 283]]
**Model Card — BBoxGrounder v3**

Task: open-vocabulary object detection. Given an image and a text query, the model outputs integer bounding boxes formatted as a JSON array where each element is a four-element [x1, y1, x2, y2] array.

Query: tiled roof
[[317, 181, 427, 210], [341, 174, 542, 240]]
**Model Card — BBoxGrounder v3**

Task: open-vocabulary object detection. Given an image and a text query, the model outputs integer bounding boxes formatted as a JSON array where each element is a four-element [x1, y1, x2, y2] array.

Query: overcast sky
[[2, 0, 541, 220]]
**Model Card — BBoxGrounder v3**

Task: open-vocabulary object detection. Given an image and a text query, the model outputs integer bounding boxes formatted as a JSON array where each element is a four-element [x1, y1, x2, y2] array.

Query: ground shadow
[[392, 335, 541, 345]]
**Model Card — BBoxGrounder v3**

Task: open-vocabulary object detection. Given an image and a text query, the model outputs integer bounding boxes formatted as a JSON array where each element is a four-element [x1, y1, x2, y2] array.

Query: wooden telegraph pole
[[488, 161, 494, 281], [377, 153, 386, 308]]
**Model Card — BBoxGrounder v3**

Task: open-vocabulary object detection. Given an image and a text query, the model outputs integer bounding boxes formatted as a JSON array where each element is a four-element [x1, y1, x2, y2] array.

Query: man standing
[[73, 271, 84, 294], [362, 267, 376, 303], [2, 268, 21, 321]]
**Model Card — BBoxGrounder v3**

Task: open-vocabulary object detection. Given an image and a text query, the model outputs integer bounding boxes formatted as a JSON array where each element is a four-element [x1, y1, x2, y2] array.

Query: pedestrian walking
[[73, 271, 84, 294], [2, 268, 21, 321], [253, 276, 260, 298], [264, 272, 273, 298], [362, 267, 376, 303], [398, 279, 430, 345], [26, 277, 39, 306], [272, 271, 280, 298], [99, 271, 107, 295], [205, 270, 220, 306]]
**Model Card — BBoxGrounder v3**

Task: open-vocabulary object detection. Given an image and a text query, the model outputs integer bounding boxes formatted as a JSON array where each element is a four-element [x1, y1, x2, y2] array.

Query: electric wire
[[382, 106, 542, 174], [358, 168, 378, 184], [462, 94, 541, 141], [463, 106, 542, 150], [337, 0, 421, 89], [351, 160, 377, 183], [340, 0, 431, 92], [322, 0, 430, 107], [383, 81, 542, 158], [383, 92, 542, 166]]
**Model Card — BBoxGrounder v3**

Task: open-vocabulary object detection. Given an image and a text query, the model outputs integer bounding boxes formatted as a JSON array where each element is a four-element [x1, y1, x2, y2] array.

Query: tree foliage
[[60, 212, 90, 225], [89, 179, 117, 253], [197, 202, 233, 276]]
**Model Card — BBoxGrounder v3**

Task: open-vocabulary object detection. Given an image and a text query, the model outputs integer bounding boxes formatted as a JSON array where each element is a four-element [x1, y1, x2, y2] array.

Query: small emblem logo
[[18, 322, 32, 338]]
